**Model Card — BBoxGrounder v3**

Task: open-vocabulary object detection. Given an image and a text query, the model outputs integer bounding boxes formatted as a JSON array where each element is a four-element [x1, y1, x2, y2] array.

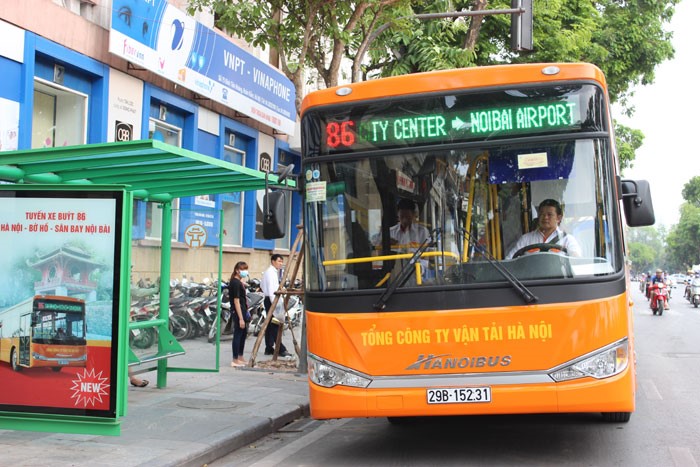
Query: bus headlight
[[549, 340, 629, 382], [308, 354, 371, 388]]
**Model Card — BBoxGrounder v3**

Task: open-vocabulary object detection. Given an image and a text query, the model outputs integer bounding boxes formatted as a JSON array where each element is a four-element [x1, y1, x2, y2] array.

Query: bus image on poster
[[0, 189, 123, 419], [0, 295, 87, 371]]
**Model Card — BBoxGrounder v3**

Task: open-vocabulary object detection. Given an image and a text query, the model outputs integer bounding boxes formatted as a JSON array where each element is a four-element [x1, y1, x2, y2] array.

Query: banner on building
[[109, 0, 296, 135]]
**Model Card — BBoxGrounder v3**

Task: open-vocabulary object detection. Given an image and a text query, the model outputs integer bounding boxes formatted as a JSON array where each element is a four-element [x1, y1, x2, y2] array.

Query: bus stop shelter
[[0, 139, 293, 433]]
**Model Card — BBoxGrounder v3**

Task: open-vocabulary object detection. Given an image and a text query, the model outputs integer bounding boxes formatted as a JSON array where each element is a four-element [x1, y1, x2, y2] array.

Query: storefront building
[[0, 0, 301, 282]]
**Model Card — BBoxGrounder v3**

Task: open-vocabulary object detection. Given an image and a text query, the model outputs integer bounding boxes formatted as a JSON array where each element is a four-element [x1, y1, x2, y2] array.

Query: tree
[[373, 0, 678, 168], [188, 0, 678, 169], [666, 177, 700, 270], [187, 0, 410, 112], [628, 241, 656, 275], [681, 176, 700, 207]]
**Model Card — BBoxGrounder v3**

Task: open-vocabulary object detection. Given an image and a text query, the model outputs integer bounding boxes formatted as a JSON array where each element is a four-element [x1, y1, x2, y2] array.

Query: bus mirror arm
[[458, 227, 538, 304], [373, 229, 439, 311]]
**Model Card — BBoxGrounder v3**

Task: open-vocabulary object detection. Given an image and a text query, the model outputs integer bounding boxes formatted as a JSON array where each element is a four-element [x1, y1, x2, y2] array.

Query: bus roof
[[301, 63, 607, 116]]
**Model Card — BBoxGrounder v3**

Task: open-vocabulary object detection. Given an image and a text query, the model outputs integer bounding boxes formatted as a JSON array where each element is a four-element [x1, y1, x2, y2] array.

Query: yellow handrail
[[322, 250, 459, 266]]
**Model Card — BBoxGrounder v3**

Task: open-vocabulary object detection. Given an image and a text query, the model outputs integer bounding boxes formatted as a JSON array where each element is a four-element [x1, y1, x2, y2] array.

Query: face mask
[[240, 270, 249, 278]]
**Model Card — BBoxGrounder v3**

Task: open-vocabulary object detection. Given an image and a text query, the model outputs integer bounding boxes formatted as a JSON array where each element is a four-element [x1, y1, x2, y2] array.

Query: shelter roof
[[0, 140, 294, 202]]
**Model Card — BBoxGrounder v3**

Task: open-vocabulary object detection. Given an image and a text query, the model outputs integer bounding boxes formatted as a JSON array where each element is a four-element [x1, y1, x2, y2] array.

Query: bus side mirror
[[263, 190, 287, 239], [262, 164, 294, 239], [620, 178, 655, 227]]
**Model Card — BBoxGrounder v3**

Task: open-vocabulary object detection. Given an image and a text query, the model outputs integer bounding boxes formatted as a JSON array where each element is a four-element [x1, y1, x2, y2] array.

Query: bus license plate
[[58, 360, 69, 365], [426, 387, 491, 404]]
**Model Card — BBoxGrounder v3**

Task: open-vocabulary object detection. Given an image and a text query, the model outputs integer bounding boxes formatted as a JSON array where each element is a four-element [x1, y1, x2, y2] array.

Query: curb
[[174, 403, 310, 467]]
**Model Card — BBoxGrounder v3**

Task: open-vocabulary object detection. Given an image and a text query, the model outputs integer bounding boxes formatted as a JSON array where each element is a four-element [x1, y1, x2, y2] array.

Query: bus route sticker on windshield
[[306, 181, 327, 202], [517, 152, 548, 169]]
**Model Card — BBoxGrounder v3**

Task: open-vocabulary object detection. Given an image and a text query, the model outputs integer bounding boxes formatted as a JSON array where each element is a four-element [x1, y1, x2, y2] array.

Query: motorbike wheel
[[169, 312, 192, 340], [694, 297, 699, 308], [251, 315, 263, 337], [657, 303, 664, 316], [130, 327, 157, 349], [207, 317, 218, 343]]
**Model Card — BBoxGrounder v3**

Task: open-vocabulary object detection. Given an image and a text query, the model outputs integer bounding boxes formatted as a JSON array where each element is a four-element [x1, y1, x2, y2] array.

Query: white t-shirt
[[506, 227, 582, 259], [387, 222, 430, 251], [260, 264, 280, 300]]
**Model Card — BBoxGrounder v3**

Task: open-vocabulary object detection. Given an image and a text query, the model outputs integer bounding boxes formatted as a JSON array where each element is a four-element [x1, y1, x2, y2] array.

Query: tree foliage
[[187, 0, 411, 111], [188, 0, 678, 171], [666, 177, 700, 270], [614, 122, 644, 171], [628, 241, 656, 275], [681, 176, 700, 207]]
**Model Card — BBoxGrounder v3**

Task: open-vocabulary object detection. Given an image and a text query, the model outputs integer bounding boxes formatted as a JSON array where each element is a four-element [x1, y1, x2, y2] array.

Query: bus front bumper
[[308, 366, 635, 419]]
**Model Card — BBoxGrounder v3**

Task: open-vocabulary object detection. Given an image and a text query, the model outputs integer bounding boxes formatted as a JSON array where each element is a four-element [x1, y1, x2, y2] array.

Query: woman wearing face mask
[[228, 261, 251, 367]]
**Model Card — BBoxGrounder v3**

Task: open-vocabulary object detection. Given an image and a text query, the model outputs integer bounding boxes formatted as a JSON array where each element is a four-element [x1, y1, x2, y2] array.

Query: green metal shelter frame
[[0, 139, 295, 433]]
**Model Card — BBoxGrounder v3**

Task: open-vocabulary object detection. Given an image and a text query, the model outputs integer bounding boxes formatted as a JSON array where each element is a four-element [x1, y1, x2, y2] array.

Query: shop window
[[31, 79, 87, 148], [221, 142, 245, 246], [145, 118, 181, 240]]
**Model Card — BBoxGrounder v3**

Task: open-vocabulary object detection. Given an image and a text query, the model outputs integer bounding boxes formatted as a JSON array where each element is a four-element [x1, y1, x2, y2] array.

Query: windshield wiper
[[373, 229, 439, 311], [458, 227, 538, 305]]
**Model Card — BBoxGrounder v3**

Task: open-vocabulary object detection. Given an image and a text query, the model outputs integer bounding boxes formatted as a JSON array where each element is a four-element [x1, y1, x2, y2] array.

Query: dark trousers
[[264, 297, 287, 353], [232, 323, 247, 359]]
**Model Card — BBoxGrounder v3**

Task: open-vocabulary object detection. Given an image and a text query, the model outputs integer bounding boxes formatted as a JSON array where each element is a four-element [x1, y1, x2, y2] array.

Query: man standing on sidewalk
[[261, 254, 291, 357]]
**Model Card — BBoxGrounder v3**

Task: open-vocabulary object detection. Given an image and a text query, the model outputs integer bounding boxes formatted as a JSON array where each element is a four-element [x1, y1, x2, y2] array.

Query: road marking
[[640, 379, 663, 400], [249, 418, 350, 467], [669, 446, 698, 467]]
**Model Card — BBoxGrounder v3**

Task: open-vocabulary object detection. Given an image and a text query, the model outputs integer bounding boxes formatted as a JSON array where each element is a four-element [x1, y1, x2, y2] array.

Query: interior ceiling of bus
[[0, 139, 294, 202]]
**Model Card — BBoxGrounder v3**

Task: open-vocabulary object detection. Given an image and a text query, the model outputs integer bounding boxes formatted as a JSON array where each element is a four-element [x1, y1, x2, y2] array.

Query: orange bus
[[294, 63, 654, 423], [0, 295, 87, 371]]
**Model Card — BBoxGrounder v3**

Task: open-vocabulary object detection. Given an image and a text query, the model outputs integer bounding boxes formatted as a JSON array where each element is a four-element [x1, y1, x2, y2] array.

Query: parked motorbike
[[649, 282, 669, 315], [208, 280, 265, 343], [250, 294, 302, 337], [129, 283, 159, 349]]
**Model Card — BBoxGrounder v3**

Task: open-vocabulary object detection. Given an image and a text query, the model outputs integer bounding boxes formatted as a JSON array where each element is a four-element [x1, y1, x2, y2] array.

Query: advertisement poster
[[109, 0, 296, 134], [0, 191, 122, 418]]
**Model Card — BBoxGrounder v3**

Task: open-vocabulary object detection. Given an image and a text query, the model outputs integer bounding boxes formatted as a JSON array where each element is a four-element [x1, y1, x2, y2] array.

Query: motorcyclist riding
[[650, 268, 670, 311]]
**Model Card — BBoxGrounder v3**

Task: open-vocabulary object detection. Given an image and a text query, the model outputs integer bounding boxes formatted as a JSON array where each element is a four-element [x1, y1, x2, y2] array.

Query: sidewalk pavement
[[0, 335, 310, 467]]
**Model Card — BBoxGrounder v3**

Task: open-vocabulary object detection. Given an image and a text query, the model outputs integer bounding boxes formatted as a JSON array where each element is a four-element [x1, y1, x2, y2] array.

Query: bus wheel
[[602, 412, 631, 423], [51, 367, 62, 372], [10, 348, 21, 372]]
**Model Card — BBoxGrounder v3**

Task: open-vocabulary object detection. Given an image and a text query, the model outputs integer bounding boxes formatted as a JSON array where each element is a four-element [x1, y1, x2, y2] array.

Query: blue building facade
[[0, 3, 301, 279]]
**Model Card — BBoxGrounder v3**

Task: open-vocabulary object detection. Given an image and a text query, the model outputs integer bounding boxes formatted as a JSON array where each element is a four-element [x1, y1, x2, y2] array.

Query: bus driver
[[506, 199, 582, 259], [386, 198, 430, 251]]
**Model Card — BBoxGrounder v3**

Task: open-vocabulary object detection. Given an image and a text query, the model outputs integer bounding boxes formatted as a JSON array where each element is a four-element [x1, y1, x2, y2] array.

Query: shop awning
[[0, 139, 294, 201]]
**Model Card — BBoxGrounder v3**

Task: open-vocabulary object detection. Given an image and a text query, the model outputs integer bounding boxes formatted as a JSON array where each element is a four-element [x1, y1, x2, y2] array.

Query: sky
[[613, 0, 700, 228]]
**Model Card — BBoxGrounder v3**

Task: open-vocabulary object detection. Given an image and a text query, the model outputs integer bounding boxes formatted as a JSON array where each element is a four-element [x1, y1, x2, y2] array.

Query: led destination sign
[[325, 101, 580, 151], [312, 84, 604, 155]]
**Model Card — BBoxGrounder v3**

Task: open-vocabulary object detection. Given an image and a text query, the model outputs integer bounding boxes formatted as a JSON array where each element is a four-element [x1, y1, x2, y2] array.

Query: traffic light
[[511, 0, 533, 52]]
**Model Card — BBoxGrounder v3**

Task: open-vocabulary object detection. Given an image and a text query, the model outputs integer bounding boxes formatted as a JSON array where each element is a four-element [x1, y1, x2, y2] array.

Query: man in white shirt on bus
[[506, 198, 582, 259], [387, 198, 430, 251]]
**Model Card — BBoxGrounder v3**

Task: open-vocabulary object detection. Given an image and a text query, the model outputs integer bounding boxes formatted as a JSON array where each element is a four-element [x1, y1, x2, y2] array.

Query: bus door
[[19, 313, 31, 366]]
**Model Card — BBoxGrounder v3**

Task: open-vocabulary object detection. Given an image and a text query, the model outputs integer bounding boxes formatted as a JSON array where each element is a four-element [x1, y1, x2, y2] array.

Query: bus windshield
[[32, 298, 86, 344], [305, 137, 621, 292]]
